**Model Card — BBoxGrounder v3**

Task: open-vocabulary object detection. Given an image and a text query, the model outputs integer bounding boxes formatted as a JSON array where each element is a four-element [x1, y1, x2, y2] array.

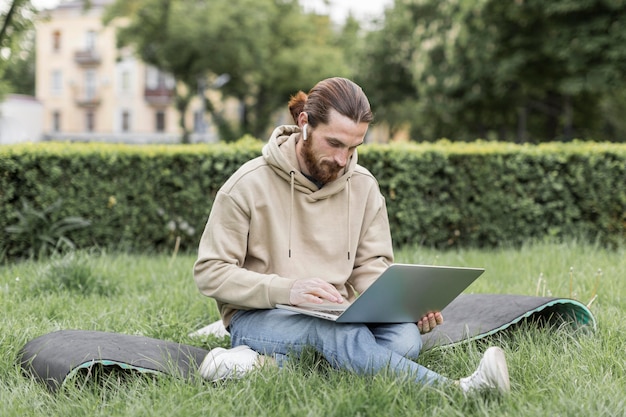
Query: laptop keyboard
[[311, 309, 344, 316]]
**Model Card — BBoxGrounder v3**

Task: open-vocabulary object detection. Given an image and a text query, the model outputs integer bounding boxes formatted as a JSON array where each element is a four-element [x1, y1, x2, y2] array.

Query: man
[[193, 77, 510, 394]]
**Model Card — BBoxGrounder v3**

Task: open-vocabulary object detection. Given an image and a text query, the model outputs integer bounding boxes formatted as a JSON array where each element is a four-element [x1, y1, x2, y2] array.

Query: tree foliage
[[356, 4, 418, 138], [5, 0, 626, 143], [481, 0, 626, 141], [105, 0, 351, 142], [0, 0, 37, 98], [358, 0, 626, 142]]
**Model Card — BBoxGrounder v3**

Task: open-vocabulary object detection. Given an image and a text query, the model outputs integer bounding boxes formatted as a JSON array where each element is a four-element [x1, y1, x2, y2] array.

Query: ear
[[297, 111, 309, 127]]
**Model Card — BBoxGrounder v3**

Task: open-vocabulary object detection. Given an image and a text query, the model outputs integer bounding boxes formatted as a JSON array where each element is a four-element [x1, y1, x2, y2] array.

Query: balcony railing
[[75, 95, 101, 108], [144, 87, 175, 106], [74, 49, 101, 66]]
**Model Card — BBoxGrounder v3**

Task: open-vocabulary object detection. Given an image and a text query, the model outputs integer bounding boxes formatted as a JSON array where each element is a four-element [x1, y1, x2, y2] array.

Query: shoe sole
[[199, 347, 227, 380], [199, 345, 256, 381], [485, 347, 510, 393]]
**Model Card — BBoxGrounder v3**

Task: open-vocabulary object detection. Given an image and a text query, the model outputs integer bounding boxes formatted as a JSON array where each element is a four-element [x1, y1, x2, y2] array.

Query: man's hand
[[289, 278, 344, 306], [417, 312, 444, 334]]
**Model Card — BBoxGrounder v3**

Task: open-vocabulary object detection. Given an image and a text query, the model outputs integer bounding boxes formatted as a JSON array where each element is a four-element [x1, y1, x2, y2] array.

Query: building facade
[[34, 0, 393, 144], [35, 0, 215, 143]]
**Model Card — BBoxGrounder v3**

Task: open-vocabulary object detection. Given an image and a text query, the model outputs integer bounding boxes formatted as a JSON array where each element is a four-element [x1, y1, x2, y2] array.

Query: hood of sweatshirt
[[262, 124, 359, 259], [262, 125, 358, 200]]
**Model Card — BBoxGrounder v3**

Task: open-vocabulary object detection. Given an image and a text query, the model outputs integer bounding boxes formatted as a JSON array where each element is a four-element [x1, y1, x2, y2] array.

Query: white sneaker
[[459, 347, 510, 394], [198, 345, 259, 381]]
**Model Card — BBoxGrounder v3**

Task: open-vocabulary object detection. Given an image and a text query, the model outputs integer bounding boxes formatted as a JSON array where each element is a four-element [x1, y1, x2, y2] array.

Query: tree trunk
[[563, 95, 573, 141], [516, 105, 528, 143], [0, 0, 22, 45], [176, 91, 193, 144]]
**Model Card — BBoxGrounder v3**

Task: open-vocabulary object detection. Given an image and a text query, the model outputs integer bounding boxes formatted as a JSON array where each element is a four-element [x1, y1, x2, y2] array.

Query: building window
[[85, 30, 97, 51], [155, 111, 165, 132], [122, 110, 130, 132], [121, 70, 131, 93], [86, 111, 95, 132], [146, 66, 175, 90], [84, 69, 97, 101], [52, 30, 61, 52], [146, 66, 159, 90], [52, 111, 61, 132], [51, 70, 62, 95]]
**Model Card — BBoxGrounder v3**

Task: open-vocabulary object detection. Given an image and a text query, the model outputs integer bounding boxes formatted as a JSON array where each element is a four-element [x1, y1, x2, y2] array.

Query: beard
[[301, 138, 343, 185]]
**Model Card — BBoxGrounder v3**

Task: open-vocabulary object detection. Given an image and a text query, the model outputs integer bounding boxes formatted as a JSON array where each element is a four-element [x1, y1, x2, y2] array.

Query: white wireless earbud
[[302, 124, 308, 141]]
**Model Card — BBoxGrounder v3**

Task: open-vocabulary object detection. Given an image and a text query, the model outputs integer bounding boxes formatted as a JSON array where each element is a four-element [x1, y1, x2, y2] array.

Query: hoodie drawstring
[[289, 170, 295, 258], [347, 177, 351, 260]]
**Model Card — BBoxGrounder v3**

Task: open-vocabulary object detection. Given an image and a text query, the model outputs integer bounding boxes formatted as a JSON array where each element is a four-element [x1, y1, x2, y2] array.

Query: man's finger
[[417, 320, 426, 333], [309, 279, 343, 302], [417, 317, 432, 334], [435, 312, 444, 324]]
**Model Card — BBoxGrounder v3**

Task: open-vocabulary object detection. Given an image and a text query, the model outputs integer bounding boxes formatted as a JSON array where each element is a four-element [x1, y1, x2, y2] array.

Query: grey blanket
[[18, 330, 209, 392], [18, 294, 595, 392], [421, 293, 595, 349]]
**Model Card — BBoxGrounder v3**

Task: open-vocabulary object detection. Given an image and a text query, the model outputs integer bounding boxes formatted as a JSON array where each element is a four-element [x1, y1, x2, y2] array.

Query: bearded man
[[193, 77, 510, 395]]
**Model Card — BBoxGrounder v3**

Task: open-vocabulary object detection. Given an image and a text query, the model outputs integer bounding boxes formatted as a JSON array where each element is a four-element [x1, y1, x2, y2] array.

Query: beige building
[[35, 0, 216, 143], [35, 0, 391, 144]]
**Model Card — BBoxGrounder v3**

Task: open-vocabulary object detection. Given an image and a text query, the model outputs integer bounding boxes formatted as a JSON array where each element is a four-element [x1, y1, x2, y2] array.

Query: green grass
[[1, 240, 625, 416]]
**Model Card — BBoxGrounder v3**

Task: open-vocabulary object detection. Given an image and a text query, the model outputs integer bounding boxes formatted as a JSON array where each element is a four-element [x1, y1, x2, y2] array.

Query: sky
[[299, 0, 392, 23], [24, 0, 393, 23]]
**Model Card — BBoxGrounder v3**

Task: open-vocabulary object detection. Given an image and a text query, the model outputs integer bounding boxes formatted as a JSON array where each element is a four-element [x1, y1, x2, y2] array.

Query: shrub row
[[1, 139, 624, 260], [362, 141, 625, 248]]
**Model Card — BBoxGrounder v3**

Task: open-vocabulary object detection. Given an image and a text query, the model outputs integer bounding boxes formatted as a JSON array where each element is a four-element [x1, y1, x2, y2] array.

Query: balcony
[[144, 87, 175, 107], [75, 94, 101, 108], [74, 49, 101, 66]]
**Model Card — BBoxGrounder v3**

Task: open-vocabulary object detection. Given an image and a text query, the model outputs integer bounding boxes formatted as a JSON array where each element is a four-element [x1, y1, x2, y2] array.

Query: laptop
[[276, 263, 484, 323]]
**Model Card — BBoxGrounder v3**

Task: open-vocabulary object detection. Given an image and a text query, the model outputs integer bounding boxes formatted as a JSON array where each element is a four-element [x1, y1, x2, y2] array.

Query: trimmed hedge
[[1, 139, 624, 260], [0, 139, 260, 260], [361, 141, 625, 248]]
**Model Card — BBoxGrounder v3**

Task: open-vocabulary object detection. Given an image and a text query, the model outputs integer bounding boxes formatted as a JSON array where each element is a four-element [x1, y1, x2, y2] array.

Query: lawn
[[1, 240, 625, 416]]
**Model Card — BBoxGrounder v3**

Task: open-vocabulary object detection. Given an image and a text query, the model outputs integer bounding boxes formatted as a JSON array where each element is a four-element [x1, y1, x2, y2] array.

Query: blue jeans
[[229, 308, 448, 386]]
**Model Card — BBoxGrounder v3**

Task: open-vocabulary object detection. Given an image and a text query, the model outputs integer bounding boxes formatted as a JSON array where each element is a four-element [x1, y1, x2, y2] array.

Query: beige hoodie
[[193, 125, 394, 327]]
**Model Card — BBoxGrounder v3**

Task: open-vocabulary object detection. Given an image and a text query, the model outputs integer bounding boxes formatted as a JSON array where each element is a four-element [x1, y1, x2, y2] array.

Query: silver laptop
[[276, 263, 484, 323]]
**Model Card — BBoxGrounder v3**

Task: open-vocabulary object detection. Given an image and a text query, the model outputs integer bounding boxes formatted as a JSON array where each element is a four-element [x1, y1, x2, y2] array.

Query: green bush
[[0, 139, 624, 260], [360, 141, 626, 248], [4, 198, 91, 260], [0, 139, 261, 260]]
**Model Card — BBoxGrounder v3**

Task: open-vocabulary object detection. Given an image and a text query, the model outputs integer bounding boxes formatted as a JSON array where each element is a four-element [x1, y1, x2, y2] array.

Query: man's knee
[[374, 323, 423, 359], [396, 335, 423, 359]]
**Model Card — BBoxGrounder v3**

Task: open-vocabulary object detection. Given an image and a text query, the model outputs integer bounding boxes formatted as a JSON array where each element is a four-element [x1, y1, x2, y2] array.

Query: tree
[[0, 0, 37, 98], [1, 39, 35, 95], [408, 1, 521, 141], [105, 0, 351, 142], [481, 0, 626, 141], [0, 0, 33, 48], [356, 4, 421, 139], [360, 0, 626, 142]]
